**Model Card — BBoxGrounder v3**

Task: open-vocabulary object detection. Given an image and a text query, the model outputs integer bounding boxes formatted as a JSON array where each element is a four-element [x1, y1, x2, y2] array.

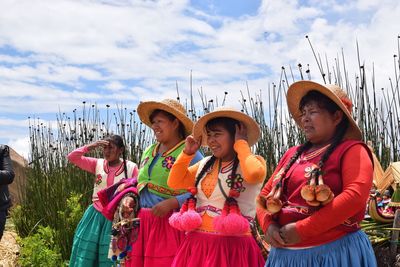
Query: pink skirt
[[126, 208, 185, 267], [172, 231, 265, 267]]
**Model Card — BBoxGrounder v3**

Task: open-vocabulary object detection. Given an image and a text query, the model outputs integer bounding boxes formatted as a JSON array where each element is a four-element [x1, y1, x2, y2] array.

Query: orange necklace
[[297, 144, 331, 163]]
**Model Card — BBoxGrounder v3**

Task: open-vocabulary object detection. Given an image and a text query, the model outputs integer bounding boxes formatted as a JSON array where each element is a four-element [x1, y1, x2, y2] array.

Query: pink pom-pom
[[213, 202, 229, 232], [169, 212, 183, 231], [169, 200, 189, 231], [213, 201, 249, 235], [180, 210, 202, 231], [212, 214, 225, 232], [222, 213, 249, 234]]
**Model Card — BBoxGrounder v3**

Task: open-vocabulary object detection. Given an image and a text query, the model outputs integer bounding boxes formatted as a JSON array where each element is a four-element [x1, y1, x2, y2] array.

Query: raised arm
[[67, 145, 98, 174], [234, 140, 266, 184]]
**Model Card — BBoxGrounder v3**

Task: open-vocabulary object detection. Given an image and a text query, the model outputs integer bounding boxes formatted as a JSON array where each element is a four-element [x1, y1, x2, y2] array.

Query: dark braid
[[229, 156, 240, 189], [122, 149, 128, 179], [195, 156, 217, 187]]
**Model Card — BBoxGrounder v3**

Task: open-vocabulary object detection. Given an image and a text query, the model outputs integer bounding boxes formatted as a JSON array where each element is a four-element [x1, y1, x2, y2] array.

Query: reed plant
[[12, 36, 400, 262]]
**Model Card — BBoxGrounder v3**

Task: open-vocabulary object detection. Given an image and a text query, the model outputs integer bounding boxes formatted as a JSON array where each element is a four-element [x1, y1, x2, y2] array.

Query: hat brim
[[137, 101, 193, 137], [193, 109, 261, 147], [287, 81, 362, 141]]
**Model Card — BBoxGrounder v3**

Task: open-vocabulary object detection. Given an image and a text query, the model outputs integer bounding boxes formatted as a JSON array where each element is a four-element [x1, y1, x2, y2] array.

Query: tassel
[[213, 200, 230, 232], [223, 200, 250, 234], [321, 191, 335, 205], [169, 200, 188, 231], [301, 175, 316, 201], [213, 198, 249, 235], [169, 187, 201, 231], [315, 175, 332, 202], [179, 198, 202, 231], [266, 184, 283, 214]]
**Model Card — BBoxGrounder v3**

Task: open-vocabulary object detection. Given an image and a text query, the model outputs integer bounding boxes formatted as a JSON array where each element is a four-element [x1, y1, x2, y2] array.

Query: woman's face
[[300, 101, 343, 146], [206, 125, 235, 161], [103, 141, 123, 163], [150, 112, 179, 144]]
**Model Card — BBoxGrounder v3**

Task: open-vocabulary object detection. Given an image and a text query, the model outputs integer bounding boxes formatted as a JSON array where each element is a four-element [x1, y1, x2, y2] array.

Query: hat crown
[[325, 85, 353, 115], [209, 106, 238, 112], [160, 99, 187, 115], [193, 106, 261, 146]]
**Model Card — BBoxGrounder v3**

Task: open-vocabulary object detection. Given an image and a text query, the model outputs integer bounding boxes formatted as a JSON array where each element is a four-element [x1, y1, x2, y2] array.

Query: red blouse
[[257, 140, 373, 247]]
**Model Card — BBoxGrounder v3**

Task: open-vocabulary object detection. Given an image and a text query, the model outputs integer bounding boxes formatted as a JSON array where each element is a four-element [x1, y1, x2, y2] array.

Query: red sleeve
[[295, 144, 373, 240], [67, 146, 98, 174]]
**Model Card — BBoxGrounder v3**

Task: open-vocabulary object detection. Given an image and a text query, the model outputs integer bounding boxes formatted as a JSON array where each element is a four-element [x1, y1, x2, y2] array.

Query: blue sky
[[0, 0, 399, 157]]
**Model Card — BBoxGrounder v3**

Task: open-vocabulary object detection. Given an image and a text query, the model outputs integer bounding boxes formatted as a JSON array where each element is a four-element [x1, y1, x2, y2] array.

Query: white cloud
[[104, 81, 125, 91], [1, 0, 400, 155], [7, 137, 29, 159]]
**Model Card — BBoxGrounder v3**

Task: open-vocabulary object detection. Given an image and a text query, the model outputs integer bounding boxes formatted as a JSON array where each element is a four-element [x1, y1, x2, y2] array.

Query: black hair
[[149, 109, 186, 139], [104, 134, 128, 179], [300, 90, 343, 115], [205, 117, 239, 139]]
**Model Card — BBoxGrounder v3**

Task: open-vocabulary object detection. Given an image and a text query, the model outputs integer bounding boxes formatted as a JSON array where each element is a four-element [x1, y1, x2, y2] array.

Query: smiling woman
[[167, 106, 266, 267], [114, 99, 203, 267]]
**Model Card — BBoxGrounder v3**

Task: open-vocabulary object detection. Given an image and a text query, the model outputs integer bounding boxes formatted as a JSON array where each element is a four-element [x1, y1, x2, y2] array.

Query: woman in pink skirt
[[168, 107, 266, 267], [124, 99, 202, 266]]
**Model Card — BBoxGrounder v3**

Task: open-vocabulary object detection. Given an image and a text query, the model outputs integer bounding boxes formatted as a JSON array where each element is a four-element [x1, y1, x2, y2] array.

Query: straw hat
[[137, 99, 193, 137], [287, 80, 362, 140], [193, 106, 261, 146]]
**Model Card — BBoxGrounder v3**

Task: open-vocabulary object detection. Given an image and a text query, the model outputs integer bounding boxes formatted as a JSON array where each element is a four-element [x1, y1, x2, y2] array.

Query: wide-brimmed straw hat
[[287, 80, 362, 140], [137, 99, 193, 137], [193, 106, 261, 146]]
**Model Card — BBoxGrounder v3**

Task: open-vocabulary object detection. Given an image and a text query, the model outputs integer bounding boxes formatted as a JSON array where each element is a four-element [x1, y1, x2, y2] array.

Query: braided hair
[[104, 134, 129, 179], [195, 155, 217, 187]]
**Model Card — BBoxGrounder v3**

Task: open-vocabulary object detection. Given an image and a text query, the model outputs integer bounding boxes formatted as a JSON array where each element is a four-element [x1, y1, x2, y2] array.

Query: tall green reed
[[13, 36, 400, 261]]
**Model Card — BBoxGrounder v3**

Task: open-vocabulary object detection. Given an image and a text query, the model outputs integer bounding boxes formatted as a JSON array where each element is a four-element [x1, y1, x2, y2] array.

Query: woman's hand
[[151, 198, 179, 217], [235, 122, 248, 142], [264, 223, 285, 248], [87, 140, 109, 151], [279, 223, 301, 245], [183, 135, 201, 156]]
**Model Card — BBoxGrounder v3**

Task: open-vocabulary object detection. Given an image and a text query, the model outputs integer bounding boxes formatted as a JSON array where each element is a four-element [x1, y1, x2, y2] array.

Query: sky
[[0, 0, 399, 158]]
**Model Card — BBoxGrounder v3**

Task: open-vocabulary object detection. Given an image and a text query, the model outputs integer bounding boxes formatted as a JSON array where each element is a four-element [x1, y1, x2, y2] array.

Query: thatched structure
[[8, 148, 28, 206]]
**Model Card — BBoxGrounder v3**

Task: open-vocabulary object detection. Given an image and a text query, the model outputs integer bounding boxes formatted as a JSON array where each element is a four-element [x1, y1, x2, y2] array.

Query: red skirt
[[126, 208, 185, 267], [172, 231, 265, 267]]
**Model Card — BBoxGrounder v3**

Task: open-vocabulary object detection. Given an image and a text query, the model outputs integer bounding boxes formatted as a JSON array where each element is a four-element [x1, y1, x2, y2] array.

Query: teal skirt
[[266, 231, 377, 267], [69, 204, 113, 267]]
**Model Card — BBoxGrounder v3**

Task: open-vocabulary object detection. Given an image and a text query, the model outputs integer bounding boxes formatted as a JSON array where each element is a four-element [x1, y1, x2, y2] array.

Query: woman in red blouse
[[257, 81, 376, 266]]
